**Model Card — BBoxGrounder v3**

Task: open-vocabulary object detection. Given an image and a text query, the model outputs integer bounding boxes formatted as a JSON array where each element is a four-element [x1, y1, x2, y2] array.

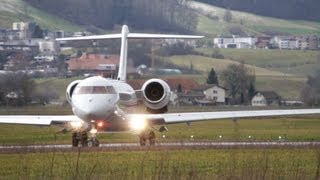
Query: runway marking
[[0, 141, 319, 151]]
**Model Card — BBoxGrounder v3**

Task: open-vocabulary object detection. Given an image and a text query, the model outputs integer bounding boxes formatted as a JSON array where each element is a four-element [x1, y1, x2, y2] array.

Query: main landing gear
[[139, 130, 156, 146], [72, 131, 100, 147]]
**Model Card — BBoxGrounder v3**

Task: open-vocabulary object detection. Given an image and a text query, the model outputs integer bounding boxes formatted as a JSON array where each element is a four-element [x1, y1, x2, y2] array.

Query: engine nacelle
[[141, 79, 171, 113], [66, 80, 82, 104]]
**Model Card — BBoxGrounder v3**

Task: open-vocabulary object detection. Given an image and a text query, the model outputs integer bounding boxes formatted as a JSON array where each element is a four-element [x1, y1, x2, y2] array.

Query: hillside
[[196, 48, 320, 77], [1, 0, 319, 37], [190, 1, 320, 36], [23, 0, 197, 33], [194, 0, 320, 22], [166, 55, 306, 99], [0, 0, 82, 31]]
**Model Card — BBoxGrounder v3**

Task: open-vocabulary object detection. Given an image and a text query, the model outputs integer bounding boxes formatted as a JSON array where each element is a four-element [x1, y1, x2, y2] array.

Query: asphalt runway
[[0, 141, 319, 153]]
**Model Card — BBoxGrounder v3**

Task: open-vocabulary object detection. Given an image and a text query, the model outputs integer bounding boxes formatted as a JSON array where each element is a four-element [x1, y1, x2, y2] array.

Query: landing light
[[97, 121, 104, 128], [129, 115, 147, 131], [90, 128, 97, 134], [70, 121, 84, 130]]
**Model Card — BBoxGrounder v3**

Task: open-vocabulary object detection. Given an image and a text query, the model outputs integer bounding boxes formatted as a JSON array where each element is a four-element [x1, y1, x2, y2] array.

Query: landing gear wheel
[[140, 137, 147, 146], [72, 132, 79, 147], [87, 138, 100, 147], [149, 131, 156, 146], [80, 131, 88, 147]]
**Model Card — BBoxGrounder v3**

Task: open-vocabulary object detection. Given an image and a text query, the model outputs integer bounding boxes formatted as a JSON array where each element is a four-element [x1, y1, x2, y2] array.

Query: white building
[[39, 39, 58, 52], [214, 36, 257, 49], [279, 39, 297, 50], [194, 84, 226, 105], [34, 53, 56, 62], [252, 91, 281, 106], [271, 36, 298, 49], [12, 22, 28, 31]]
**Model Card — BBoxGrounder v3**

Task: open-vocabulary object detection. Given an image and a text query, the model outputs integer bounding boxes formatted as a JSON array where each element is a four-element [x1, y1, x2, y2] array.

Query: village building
[[271, 36, 298, 50], [34, 53, 56, 62], [66, 53, 120, 77], [192, 84, 226, 105], [296, 35, 319, 50], [251, 91, 281, 106], [39, 38, 59, 53], [255, 36, 272, 49], [213, 36, 257, 49]]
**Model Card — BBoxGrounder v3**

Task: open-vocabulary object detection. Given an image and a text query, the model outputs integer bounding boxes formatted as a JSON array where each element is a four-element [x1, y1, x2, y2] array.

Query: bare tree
[[301, 72, 320, 106], [223, 8, 232, 22], [221, 62, 255, 104], [0, 72, 36, 106]]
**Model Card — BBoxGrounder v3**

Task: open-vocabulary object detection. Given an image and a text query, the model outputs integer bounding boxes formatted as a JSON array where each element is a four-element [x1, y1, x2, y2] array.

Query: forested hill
[[195, 0, 320, 21], [23, 0, 197, 33]]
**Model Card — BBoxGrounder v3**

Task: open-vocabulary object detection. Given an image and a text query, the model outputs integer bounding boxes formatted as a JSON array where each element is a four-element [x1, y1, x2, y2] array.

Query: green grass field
[[0, 105, 320, 144], [0, 0, 83, 31], [192, 1, 320, 36], [0, 106, 319, 179], [168, 55, 286, 76], [165, 54, 306, 99], [255, 76, 306, 99], [0, 149, 319, 179], [196, 48, 320, 76], [36, 76, 83, 100]]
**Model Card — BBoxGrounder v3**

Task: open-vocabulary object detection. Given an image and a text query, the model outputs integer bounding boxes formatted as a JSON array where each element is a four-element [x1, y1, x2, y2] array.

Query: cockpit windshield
[[74, 86, 116, 95]]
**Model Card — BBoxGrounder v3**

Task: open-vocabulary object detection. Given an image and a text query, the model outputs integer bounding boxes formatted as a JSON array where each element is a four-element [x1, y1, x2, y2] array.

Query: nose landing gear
[[71, 130, 100, 147]]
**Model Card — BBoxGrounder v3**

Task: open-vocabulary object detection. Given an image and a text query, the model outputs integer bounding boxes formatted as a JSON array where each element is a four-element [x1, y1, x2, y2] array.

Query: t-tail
[[56, 25, 204, 82]]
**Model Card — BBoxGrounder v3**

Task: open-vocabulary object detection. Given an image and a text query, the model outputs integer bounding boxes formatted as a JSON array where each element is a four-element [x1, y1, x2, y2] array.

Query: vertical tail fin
[[117, 25, 129, 81]]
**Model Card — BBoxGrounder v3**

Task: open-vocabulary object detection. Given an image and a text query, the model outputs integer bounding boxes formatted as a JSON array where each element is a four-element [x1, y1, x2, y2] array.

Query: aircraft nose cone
[[72, 94, 117, 121]]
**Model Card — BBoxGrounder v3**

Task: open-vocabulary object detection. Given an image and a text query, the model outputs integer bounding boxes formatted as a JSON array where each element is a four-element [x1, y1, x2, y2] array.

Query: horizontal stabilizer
[[127, 33, 204, 39], [56, 33, 203, 41], [56, 34, 122, 41]]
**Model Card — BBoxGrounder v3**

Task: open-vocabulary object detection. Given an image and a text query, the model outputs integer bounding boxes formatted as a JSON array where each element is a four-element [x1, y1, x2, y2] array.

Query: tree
[[190, 61, 194, 73], [223, 8, 232, 22], [177, 84, 182, 93], [0, 72, 36, 106], [317, 52, 320, 64], [76, 50, 83, 58], [211, 48, 224, 59], [221, 62, 255, 104], [301, 71, 320, 106], [207, 68, 218, 85], [228, 25, 246, 36], [32, 25, 44, 38], [248, 81, 256, 99]]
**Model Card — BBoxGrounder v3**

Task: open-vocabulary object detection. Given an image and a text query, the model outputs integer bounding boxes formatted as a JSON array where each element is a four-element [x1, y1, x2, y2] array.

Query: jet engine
[[66, 80, 82, 103], [141, 79, 171, 113]]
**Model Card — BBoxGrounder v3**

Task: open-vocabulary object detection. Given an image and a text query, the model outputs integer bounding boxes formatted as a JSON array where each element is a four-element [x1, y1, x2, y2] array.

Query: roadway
[[0, 141, 319, 153]]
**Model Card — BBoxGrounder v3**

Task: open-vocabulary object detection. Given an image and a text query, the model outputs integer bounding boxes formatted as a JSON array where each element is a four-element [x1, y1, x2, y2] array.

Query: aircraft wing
[[0, 115, 81, 126], [127, 109, 320, 124]]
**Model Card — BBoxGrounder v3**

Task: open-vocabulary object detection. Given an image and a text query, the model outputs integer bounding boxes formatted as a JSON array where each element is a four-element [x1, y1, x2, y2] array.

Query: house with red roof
[[66, 53, 120, 77]]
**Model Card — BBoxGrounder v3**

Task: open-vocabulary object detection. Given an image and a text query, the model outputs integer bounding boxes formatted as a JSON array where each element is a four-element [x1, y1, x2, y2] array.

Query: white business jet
[[1, 25, 320, 147]]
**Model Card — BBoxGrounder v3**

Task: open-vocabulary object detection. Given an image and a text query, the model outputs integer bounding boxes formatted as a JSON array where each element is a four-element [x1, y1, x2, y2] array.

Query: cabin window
[[119, 93, 132, 101], [74, 86, 116, 94], [106, 86, 116, 94]]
